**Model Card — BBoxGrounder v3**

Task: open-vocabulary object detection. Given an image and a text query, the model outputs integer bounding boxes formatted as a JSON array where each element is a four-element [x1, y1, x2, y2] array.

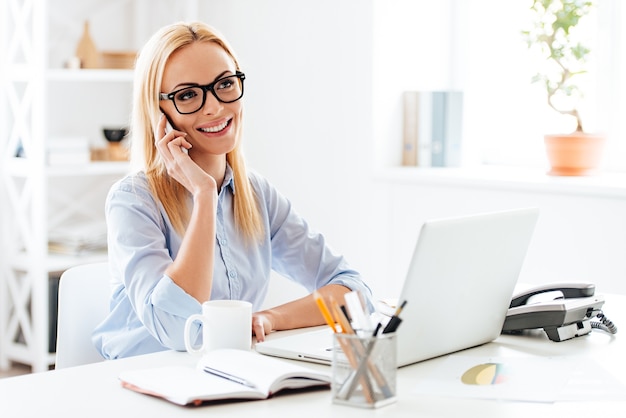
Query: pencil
[[313, 291, 337, 332], [330, 299, 354, 335], [394, 300, 408, 316]]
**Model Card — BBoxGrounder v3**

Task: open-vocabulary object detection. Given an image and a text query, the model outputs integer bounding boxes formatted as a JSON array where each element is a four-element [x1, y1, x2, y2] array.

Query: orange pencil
[[330, 299, 354, 335], [313, 291, 337, 332]]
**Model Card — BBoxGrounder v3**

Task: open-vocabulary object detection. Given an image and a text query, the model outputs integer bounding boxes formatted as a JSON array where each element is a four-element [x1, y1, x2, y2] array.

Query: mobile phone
[[160, 109, 176, 134], [162, 117, 188, 154]]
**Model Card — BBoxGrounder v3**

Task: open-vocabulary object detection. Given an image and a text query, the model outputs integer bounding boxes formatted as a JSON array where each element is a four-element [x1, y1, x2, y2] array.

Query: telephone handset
[[502, 282, 617, 342]]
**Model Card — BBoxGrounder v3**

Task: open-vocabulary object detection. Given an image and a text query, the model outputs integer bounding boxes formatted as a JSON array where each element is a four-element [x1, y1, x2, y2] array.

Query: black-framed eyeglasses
[[159, 71, 245, 115]]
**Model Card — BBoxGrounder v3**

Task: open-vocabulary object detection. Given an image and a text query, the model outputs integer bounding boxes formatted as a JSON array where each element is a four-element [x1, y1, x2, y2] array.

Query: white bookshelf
[[0, 0, 132, 373], [0, 0, 202, 375], [46, 68, 134, 82]]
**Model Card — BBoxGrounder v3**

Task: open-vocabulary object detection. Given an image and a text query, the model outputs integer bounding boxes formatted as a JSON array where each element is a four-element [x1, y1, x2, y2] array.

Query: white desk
[[1, 295, 625, 418]]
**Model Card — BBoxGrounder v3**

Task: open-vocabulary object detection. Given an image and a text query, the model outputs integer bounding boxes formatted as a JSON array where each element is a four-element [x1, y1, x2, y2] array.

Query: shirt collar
[[221, 163, 235, 194]]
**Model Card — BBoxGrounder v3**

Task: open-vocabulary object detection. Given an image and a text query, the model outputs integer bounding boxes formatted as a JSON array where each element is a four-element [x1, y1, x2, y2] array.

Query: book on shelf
[[402, 91, 419, 166], [402, 91, 463, 167], [48, 222, 107, 255], [47, 241, 107, 256], [47, 136, 91, 165], [118, 349, 331, 406]]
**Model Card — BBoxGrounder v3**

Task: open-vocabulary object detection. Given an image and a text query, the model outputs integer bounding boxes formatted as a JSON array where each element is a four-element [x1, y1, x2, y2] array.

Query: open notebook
[[118, 349, 330, 406], [256, 208, 540, 367]]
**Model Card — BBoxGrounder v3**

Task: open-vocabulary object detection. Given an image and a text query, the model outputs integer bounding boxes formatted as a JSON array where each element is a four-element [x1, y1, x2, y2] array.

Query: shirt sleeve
[[105, 175, 201, 351], [252, 173, 374, 311]]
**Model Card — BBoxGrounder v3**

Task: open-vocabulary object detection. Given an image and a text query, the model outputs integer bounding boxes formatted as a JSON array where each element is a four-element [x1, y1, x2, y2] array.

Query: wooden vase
[[75, 21, 99, 69]]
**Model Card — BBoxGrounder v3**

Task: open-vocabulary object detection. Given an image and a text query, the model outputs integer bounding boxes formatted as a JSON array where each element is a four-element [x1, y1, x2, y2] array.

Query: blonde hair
[[130, 22, 262, 242]]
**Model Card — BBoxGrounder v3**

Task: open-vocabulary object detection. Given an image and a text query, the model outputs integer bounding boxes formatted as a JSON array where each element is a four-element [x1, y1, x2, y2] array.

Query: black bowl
[[103, 127, 129, 142]]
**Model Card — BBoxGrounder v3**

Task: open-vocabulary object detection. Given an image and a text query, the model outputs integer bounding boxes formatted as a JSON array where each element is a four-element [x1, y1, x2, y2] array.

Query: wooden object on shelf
[[100, 51, 137, 69], [75, 21, 99, 69], [91, 143, 129, 161]]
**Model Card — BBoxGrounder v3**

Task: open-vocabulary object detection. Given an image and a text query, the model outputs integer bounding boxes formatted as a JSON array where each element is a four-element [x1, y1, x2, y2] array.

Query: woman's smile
[[198, 118, 231, 134]]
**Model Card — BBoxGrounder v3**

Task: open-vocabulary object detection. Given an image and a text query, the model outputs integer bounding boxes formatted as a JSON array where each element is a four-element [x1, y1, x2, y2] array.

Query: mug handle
[[184, 313, 206, 355]]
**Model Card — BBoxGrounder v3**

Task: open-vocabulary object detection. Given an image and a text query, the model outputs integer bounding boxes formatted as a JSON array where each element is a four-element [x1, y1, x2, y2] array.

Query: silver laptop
[[255, 208, 539, 367]]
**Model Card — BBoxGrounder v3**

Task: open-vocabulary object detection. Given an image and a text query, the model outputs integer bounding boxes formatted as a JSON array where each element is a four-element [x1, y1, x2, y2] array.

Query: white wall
[[197, 0, 626, 301], [371, 0, 457, 168], [198, 0, 380, 293], [36, 0, 625, 301], [375, 177, 626, 298]]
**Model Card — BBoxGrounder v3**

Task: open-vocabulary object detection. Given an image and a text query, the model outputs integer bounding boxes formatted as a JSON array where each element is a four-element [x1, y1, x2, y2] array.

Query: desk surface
[[2, 295, 625, 418]]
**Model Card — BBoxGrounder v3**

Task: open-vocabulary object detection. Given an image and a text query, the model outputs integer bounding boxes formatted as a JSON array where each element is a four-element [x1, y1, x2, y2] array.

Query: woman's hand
[[156, 114, 218, 302], [252, 311, 276, 343], [251, 285, 352, 342], [155, 114, 215, 195]]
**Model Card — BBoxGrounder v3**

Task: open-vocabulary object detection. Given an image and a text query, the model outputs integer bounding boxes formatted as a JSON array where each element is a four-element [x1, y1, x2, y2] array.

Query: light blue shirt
[[92, 165, 372, 359]]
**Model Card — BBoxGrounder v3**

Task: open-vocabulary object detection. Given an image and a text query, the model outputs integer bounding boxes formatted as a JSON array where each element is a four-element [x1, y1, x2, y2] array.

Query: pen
[[382, 300, 407, 334], [372, 322, 382, 337], [203, 366, 257, 389], [340, 305, 352, 324]]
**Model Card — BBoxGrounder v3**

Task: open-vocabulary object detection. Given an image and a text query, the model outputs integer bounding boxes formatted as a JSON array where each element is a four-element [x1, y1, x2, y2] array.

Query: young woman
[[92, 22, 372, 359]]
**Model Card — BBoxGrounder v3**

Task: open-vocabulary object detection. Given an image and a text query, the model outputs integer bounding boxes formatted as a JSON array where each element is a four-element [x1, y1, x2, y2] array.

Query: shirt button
[[228, 270, 236, 278]]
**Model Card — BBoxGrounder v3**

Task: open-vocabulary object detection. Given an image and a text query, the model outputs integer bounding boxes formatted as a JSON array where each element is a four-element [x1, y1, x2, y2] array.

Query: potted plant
[[523, 0, 605, 175]]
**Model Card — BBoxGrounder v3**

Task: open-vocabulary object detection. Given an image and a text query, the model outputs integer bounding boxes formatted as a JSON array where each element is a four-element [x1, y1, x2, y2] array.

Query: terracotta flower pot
[[544, 133, 606, 176]]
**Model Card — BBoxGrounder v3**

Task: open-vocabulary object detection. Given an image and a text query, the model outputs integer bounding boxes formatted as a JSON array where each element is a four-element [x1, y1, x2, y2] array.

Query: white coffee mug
[[184, 300, 252, 355]]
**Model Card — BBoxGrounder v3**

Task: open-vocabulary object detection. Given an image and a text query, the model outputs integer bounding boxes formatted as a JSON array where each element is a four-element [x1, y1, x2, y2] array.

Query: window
[[373, 0, 625, 171]]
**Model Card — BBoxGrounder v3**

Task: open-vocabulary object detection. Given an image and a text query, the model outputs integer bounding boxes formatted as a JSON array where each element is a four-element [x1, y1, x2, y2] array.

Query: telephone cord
[[590, 311, 617, 335]]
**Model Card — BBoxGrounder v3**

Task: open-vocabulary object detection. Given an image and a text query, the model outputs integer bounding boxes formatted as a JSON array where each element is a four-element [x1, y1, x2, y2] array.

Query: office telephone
[[502, 282, 617, 342]]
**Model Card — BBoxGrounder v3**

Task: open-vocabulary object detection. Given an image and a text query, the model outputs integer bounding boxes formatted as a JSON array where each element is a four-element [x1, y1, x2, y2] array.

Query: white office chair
[[54, 265, 303, 368], [55, 261, 111, 369]]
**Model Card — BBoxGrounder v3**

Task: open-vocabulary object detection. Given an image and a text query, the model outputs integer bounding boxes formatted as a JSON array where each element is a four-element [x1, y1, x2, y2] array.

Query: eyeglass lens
[[173, 75, 243, 114]]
